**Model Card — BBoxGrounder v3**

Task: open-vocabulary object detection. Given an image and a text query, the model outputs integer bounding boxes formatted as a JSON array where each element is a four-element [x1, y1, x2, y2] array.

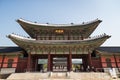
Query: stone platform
[[0, 72, 118, 80]]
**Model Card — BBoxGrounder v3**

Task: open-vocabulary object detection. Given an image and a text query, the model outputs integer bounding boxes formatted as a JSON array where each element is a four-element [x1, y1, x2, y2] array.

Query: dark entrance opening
[[72, 59, 83, 72], [52, 54, 69, 72], [37, 59, 48, 72], [37, 64, 43, 71], [53, 57, 67, 71]]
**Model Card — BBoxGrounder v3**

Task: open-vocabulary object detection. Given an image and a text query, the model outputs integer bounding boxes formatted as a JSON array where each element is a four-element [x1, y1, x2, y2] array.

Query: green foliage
[[43, 64, 47, 69]]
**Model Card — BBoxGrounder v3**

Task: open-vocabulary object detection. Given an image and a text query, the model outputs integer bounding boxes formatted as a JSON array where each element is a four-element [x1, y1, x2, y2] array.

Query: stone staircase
[[70, 72, 111, 80], [6, 72, 71, 80], [50, 72, 68, 79], [7, 72, 49, 80], [4, 72, 114, 80]]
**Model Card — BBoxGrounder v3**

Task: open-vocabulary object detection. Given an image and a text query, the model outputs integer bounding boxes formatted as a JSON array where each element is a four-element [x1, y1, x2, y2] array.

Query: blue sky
[[0, 0, 120, 46]]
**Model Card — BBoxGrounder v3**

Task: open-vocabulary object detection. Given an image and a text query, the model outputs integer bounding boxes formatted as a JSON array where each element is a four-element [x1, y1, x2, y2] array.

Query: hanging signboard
[[38, 59, 48, 64]]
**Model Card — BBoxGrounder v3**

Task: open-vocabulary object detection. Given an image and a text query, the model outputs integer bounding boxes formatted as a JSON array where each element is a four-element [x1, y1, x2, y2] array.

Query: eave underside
[[8, 34, 110, 54], [96, 50, 120, 55]]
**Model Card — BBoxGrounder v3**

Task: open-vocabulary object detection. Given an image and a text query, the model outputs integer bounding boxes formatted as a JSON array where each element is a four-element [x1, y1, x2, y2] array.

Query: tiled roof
[[8, 34, 110, 54], [96, 46, 120, 53], [0, 46, 24, 53], [17, 18, 102, 38], [0, 46, 120, 54], [17, 18, 101, 27]]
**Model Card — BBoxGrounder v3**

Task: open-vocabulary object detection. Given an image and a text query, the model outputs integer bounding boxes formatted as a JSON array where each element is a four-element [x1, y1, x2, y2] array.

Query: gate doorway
[[37, 59, 48, 72], [72, 59, 83, 72], [53, 57, 67, 71]]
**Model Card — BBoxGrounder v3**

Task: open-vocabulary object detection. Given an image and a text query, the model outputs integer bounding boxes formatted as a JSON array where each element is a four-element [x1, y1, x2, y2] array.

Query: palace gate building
[[0, 18, 120, 73]]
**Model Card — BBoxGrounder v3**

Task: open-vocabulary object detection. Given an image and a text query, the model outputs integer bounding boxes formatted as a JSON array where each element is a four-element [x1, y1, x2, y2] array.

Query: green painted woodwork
[[8, 34, 110, 54]]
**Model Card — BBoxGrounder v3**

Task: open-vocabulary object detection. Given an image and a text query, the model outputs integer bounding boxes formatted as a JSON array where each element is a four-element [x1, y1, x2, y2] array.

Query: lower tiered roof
[[8, 33, 110, 54]]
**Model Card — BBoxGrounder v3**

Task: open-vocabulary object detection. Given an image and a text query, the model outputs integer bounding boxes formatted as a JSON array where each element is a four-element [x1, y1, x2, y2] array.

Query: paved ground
[[0, 78, 120, 80]]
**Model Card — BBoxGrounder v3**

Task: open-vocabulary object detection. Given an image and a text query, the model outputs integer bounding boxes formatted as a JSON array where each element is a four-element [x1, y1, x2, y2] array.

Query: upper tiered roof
[[17, 18, 102, 38]]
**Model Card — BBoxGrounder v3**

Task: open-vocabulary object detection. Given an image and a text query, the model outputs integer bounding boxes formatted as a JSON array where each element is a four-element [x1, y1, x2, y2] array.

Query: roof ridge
[[17, 18, 102, 26]]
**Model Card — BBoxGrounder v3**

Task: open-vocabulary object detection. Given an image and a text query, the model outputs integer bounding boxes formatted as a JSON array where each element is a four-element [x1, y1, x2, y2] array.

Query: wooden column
[[113, 54, 119, 71], [67, 55, 69, 71], [0, 55, 5, 71], [99, 54, 103, 71], [81, 34, 84, 40], [69, 53, 72, 71], [50, 55, 53, 71], [68, 30, 70, 40], [68, 48, 72, 71], [82, 55, 87, 71], [27, 53, 31, 72], [47, 54, 51, 71], [35, 58, 38, 71], [88, 53, 92, 71]]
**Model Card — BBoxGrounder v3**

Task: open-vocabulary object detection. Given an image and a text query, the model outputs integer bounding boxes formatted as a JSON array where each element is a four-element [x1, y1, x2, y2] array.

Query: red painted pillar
[[35, 58, 38, 71], [82, 55, 87, 71], [48, 54, 51, 71], [69, 53, 72, 71], [88, 53, 92, 71], [99, 54, 103, 72], [68, 53, 72, 71], [0, 55, 5, 71], [50, 55, 53, 71], [27, 54, 31, 72], [113, 54, 119, 71], [67, 55, 69, 71], [1, 55, 5, 68]]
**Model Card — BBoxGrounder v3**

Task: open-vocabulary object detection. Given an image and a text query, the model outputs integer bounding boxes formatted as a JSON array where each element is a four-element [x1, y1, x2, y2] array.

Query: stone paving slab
[[0, 78, 120, 80]]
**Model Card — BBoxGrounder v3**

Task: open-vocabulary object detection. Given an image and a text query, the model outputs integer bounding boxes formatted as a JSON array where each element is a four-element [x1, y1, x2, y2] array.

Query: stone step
[[39, 78, 73, 80], [50, 72, 67, 78], [6, 72, 113, 80], [7, 72, 49, 80], [69, 72, 111, 80]]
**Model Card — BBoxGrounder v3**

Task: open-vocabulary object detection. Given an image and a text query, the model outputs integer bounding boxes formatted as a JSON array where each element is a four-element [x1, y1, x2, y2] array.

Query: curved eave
[[95, 50, 120, 55], [17, 18, 102, 38], [8, 34, 111, 51], [0, 51, 23, 55], [17, 18, 102, 27]]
